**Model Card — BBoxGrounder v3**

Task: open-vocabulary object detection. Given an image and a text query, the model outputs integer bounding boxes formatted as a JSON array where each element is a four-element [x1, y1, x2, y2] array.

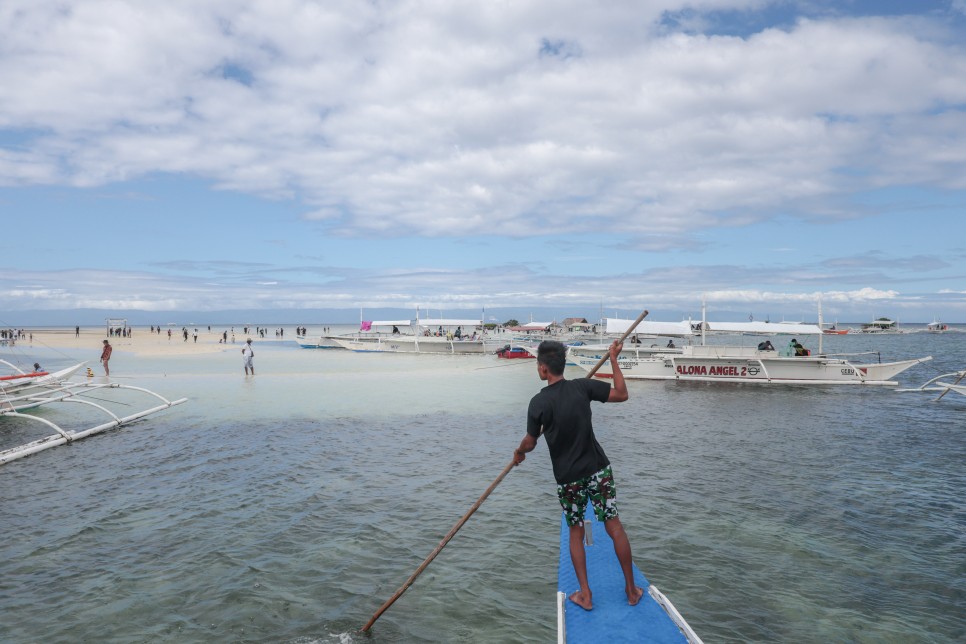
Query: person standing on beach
[[100, 339, 113, 376], [512, 339, 643, 611], [242, 338, 255, 375]]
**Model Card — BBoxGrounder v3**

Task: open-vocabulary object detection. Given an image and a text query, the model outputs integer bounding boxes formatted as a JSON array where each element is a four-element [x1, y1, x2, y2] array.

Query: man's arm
[[607, 340, 628, 402], [513, 433, 538, 465]]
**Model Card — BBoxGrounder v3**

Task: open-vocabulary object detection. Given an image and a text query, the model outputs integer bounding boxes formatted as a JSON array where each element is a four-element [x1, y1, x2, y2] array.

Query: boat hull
[[0, 370, 48, 382], [568, 346, 931, 385], [296, 335, 347, 349], [495, 346, 535, 359], [0, 363, 85, 393], [330, 336, 487, 354]]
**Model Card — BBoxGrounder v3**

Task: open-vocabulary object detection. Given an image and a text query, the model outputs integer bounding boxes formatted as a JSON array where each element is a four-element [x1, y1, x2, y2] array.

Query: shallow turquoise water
[[2, 328, 964, 642]]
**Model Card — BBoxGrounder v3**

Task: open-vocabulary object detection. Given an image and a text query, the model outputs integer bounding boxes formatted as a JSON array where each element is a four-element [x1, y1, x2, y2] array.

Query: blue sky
[[1, 0, 965, 324]]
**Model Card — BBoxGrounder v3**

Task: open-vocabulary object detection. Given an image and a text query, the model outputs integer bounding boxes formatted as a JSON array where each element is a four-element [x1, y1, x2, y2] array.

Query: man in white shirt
[[242, 339, 255, 375]]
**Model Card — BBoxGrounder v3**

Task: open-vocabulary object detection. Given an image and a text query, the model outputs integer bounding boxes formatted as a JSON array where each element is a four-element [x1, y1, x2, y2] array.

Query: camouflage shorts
[[557, 465, 618, 527]]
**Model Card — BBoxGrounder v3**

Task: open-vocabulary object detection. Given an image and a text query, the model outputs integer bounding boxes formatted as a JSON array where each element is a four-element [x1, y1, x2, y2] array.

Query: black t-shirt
[[527, 378, 611, 485]]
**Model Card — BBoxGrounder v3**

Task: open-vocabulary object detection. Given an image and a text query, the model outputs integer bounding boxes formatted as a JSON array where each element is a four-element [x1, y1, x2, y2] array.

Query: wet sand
[[16, 327, 279, 357]]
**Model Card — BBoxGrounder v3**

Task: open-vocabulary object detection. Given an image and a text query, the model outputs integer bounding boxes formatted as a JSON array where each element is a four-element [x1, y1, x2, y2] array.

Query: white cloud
[[1, 2, 965, 320], [3, 256, 958, 322], [2, 1, 965, 243]]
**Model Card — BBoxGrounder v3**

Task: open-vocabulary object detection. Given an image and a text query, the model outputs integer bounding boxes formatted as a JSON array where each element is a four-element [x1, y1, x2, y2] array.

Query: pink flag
[[360, 321, 372, 331]]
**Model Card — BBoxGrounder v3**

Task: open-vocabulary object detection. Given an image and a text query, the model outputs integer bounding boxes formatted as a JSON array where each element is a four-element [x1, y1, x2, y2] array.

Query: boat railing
[[648, 585, 705, 643]]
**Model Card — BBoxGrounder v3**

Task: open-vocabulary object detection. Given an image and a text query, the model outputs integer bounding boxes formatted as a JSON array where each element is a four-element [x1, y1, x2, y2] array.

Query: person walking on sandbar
[[100, 339, 112, 376], [242, 338, 255, 376], [513, 339, 643, 611]]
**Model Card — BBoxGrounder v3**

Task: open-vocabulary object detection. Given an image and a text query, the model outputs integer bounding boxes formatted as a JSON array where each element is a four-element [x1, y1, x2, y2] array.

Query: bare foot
[[627, 585, 644, 606], [569, 590, 593, 611]]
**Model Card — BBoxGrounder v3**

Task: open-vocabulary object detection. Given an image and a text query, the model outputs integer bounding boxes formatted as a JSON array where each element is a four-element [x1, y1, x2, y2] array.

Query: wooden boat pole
[[582, 309, 649, 378], [360, 309, 649, 634], [359, 458, 515, 633]]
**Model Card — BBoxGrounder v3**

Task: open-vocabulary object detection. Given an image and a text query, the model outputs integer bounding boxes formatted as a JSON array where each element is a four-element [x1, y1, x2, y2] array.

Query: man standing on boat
[[100, 339, 112, 376], [513, 339, 643, 610]]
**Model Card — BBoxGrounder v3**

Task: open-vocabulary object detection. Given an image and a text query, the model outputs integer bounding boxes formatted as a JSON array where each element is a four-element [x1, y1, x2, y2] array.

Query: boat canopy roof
[[368, 320, 412, 327], [605, 318, 822, 336], [863, 318, 896, 327], [513, 321, 555, 331], [605, 319, 694, 336], [703, 321, 823, 335], [415, 318, 482, 327]]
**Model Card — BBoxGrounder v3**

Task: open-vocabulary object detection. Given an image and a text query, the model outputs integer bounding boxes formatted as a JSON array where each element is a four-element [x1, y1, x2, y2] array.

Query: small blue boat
[[557, 508, 703, 643]]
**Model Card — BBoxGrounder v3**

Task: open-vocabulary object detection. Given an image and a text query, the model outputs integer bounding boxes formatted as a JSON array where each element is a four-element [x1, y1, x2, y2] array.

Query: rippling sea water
[[2, 327, 964, 643]]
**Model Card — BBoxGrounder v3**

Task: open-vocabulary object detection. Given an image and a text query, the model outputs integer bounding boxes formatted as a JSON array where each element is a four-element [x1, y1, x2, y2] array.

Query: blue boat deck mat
[[558, 507, 688, 643]]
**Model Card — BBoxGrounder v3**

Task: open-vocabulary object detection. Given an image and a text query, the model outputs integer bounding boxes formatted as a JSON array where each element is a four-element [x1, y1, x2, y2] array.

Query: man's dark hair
[[537, 340, 567, 376]]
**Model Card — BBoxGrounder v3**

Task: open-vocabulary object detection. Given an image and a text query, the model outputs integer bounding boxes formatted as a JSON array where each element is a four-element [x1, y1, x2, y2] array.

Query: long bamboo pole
[[580, 309, 649, 379], [359, 309, 649, 633]]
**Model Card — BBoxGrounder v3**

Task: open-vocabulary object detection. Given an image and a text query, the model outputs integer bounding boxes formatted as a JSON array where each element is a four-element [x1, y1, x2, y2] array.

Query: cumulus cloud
[[2, 1, 966, 242], [1, 1, 965, 319], [0, 250, 957, 322]]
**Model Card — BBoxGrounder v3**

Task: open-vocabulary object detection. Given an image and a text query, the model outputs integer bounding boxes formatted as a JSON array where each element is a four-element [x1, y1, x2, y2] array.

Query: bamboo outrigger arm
[[0, 383, 187, 466]]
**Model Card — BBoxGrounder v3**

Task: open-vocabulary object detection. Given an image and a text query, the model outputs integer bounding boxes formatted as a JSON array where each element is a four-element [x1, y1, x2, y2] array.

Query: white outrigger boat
[[331, 317, 490, 354], [1, 360, 85, 393], [859, 317, 901, 334], [568, 309, 931, 386], [1, 363, 187, 466], [296, 319, 413, 349], [295, 334, 343, 349]]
